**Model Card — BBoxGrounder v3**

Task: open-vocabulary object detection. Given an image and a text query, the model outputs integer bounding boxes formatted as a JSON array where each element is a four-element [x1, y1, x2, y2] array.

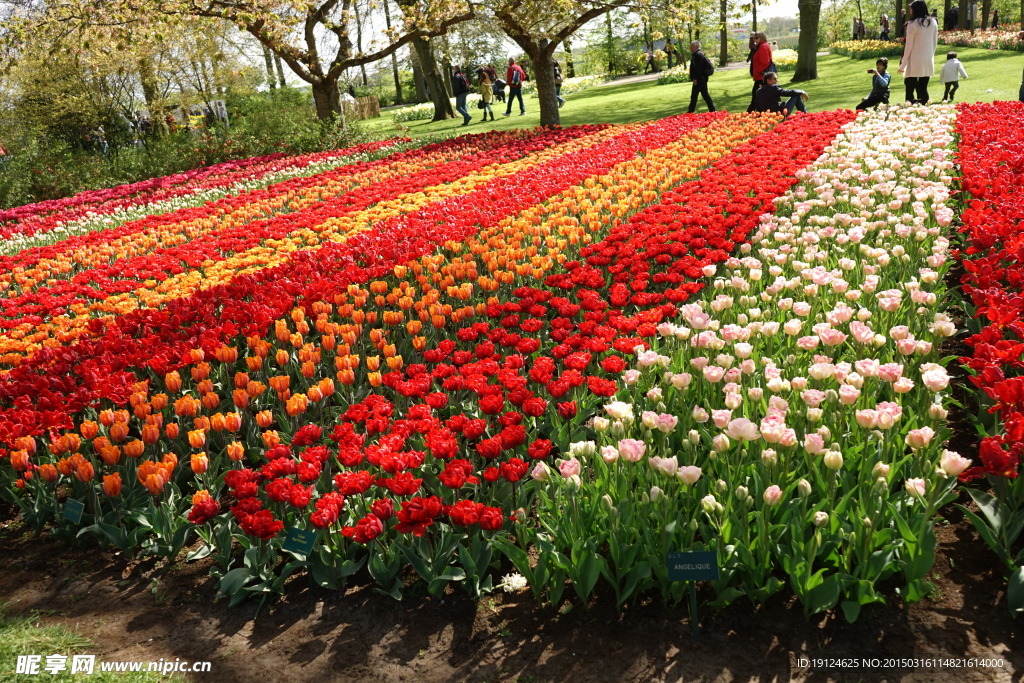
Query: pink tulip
[[617, 439, 646, 462]]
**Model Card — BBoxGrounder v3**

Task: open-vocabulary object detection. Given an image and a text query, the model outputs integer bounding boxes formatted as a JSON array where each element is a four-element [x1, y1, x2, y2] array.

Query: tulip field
[[1, 102, 1022, 621]]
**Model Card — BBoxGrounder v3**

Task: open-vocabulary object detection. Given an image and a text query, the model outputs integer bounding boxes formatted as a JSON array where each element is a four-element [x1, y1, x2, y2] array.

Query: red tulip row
[[0, 139, 402, 239], [955, 101, 1024, 481]]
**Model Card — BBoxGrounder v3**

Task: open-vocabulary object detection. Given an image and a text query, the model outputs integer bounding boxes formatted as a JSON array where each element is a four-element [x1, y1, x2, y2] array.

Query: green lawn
[[364, 46, 1023, 138], [0, 603, 177, 682]]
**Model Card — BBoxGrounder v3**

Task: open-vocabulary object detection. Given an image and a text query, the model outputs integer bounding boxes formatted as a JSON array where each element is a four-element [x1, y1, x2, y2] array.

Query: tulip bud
[[823, 450, 844, 471], [798, 479, 812, 498], [813, 511, 829, 527], [761, 449, 777, 467]]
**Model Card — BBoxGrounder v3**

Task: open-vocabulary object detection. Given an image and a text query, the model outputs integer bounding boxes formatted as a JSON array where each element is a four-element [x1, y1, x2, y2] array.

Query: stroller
[[493, 79, 507, 103]]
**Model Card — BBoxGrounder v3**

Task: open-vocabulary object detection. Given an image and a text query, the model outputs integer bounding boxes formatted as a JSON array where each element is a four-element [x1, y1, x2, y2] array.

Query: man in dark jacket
[[753, 72, 808, 116], [686, 41, 716, 113], [452, 66, 472, 126]]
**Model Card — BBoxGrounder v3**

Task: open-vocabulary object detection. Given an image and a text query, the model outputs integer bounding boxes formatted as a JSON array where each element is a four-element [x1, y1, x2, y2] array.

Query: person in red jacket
[[503, 58, 527, 117], [747, 32, 773, 112]]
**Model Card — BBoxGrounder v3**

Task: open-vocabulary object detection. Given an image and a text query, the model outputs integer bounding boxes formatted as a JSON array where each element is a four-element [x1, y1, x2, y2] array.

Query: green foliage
[[0, 90, 382, 209]]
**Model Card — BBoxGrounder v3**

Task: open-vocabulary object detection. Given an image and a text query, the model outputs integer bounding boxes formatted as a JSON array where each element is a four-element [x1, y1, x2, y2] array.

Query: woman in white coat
[[898, 0, 939, 104]]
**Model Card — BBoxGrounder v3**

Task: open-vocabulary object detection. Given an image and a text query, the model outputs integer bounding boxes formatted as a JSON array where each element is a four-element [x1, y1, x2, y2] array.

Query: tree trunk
[[275, 54, 287, 88], [944, 0, 952, 27], [312, 79, 342, 121], [353, 1, 369, 87], [607, 12, 615, 75], [719, 0, 728, 67], [980, 0, 991, 28], [752, 0, 758, 32], [412, 37, 455, 121], [262, 46, 277, 89], [412, 57, 428, 103], [958, 0, 967, 28], [531, 49, 560, 127], [383, 0, 403, 104], [793, 0, 822, 82], [564, 39, 575, 78]]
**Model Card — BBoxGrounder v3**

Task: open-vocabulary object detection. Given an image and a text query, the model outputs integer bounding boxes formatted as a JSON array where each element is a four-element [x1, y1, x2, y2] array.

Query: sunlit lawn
[[362, 46, 1023, 139]]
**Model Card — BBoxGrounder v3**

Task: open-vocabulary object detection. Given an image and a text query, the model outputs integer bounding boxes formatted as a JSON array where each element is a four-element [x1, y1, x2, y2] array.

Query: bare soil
[[0, 500, 1019, 683]]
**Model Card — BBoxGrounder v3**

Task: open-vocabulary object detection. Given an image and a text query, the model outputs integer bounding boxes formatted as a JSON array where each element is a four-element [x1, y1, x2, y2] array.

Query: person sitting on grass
[[752, 72, 809, 117], [857, 57, 892, 110]]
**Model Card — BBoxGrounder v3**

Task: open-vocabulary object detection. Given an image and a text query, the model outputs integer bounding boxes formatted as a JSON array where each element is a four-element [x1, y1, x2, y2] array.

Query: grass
[[362, 46, 1021, 139], [0, 602, 179, 682]]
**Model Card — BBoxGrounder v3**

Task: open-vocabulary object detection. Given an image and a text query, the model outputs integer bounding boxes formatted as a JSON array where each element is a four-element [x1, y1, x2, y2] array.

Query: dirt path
[[0, 502, 1019, 682]]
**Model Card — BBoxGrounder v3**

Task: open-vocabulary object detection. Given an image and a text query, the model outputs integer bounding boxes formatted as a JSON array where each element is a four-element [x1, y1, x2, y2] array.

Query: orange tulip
[[14, 436, 35, 455], [233, 372, 250, 389], [256, 410, 273, 428], [269, 375, 290, 393], [193, 416, 211, 431], [98, 445, 121, 466], [224, 412, 242, 432], [386, 356, 404, 371], [285, 394, 308, 417], [99, 409, 116, 427], [61, 433, 82, 454], [123, 439, 145, 459], [301, 361, 316, 379], [9, 450, 29, 471], [109, 422, 129, 443], [38, 464, 59, 483], [209, 412, 226, 432], [275, 349, 290, 367], [133, 402, 153, 420], [232, 389, 249, 409], [227, 441, 245, 462], [246, 381, 266, 398], [262, 430, 281, 448], [188, 429, 207, 449], [366, 356, 381, 371], [336, 368, 355, 385], [368, 371, 382, 387], [74, 460, 94, 483], [150, 393, 168, 411], [102, 473, 122, 497], [197, 379, 215, 395], [245, 355, 263, 371], [215, 346, 238, 364], [141, 424, 161, 446], [174, 395, 200, 418], [308, 386, 324, 403], [164, 371, 183, 393], [165, 422, 180, 440], [191, 362, 211, 382], [189, 348, 205, 363], [317, 377, 335, 397], [322, 334, 336, 351], [191, 452, 209, 474], [202, 393, 221, 411]]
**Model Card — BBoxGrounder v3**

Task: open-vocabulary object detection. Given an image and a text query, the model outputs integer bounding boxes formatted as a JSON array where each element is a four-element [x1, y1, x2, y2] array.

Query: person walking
[[479, 70, 495, 122], [991, 9, 999, 28], [664, 41, 678, 69], [553, 60, 566, 108], [686, 41, 716, 113], [747, 32, 772, 113], [880, 14, 891, 40], [452, 65, 472, 126], [643, 48, 655, 74], [899, 0, 939, 104], [503, 58, 527, 116], [939, 51, 968, 101]]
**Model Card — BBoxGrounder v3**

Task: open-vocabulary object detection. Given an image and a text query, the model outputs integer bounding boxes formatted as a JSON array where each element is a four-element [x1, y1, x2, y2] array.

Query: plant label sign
[[62, 499, 85, 525], [282, 527, 317, 556], [667, 551, 719, 582]]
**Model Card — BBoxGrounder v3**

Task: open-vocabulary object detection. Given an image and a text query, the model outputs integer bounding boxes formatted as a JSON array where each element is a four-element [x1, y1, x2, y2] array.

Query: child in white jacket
[[940, 52, 968, 101]]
